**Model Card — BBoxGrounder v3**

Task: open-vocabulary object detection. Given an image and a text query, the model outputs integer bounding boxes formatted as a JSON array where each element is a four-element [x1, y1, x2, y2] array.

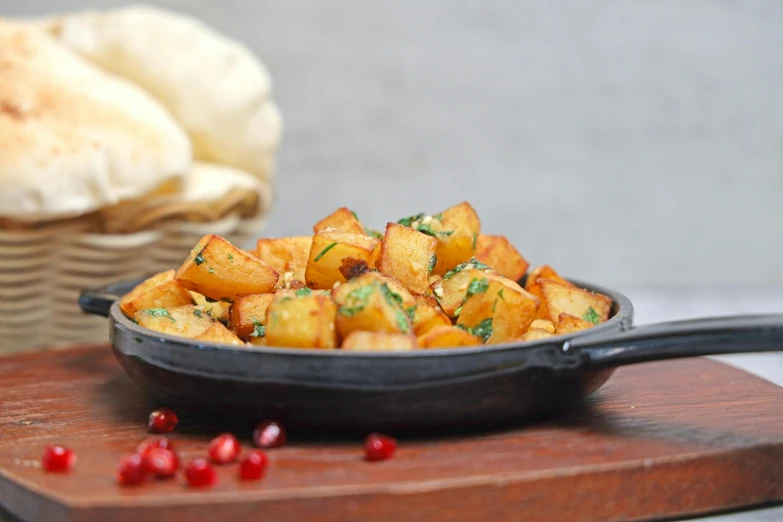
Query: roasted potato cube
[[341, 331, 417, 352], [416, 294, 440, 308], [331, 274, 412, 339], [456, 279, 539, 344], [120, 270, 193, 318], [525, 265, 574, 321], [255, 236, 312, 283], [524, 265, 572, 291], [175, 234, 279, 301], [521, 329, 555, 341], [248, 336, 268, 346], [333, 271, 415, 304], [529, 319, 556, 333], [134, 305, 215, 338], [194, 323, 244, 345], [410, 295, 452, 336], [265, 294, 337, 349], [424, 274, 442, 297], [379, 222, 438, 294], [432, 202, 481, 275], [430, 261, 491, 316], [229, 294, 275, 341], [539, 279, 612, 325], [554, 313, 595, 335], [313, 207, 365, 235], [431, 259, 524, 317], [474, 235, 529, 282], [190, 291, 231, 322], [418, 325, 481, 349], [305, 231, 381, 289], [337, 256, 373, 282], [275, 287, 331, 299]]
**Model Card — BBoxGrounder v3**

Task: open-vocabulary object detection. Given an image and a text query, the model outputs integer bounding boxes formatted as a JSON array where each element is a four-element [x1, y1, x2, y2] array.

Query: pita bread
[[41, 5, 282, 181], [98, 161, 273, 233], [0, 19, 191, 221]]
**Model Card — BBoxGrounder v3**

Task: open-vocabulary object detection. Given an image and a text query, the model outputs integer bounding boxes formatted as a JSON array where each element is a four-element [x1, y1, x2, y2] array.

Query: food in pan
[[120, 202, 612, 350]]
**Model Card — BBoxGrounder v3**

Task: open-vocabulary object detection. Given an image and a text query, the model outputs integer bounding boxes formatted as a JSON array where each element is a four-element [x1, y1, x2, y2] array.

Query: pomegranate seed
[[136, 436, 173, 458], [208, 433, 241, 464], [42, 445, 76, 472], [142, 447, 179, 478], [117, 454, 148, 486], [253, 420, 286, 449], [239, 450, 268, 480], [185, 458, 217, 488], [364, 433, 396, 462], [148, 407, 178, 433]]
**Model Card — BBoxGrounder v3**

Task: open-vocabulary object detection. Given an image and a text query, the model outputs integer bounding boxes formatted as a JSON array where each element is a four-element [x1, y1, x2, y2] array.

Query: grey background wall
[[5, 0, 782, 285]]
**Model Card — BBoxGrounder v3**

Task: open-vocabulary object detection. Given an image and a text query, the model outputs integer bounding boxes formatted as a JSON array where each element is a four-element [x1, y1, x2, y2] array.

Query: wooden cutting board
[[1, 345, 782, 522]]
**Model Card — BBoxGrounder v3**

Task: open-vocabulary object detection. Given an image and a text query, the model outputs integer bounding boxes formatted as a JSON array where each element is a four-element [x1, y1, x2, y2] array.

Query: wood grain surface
[[1, 345, 782, 522]]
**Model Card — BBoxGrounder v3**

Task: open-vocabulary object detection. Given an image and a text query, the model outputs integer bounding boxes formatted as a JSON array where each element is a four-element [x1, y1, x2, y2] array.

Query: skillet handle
[[568, 314, 783, 369], [78, 278, 147, 318]]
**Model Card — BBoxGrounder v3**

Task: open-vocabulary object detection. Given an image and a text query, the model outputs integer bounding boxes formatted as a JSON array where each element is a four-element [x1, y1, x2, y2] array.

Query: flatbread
[[41, 5, 282, 181], [0, 19, 191, 221], [98, 162, 273, 233]]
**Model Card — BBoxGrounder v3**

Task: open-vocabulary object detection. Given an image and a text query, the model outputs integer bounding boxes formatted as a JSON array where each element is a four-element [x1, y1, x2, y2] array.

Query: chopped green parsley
[[314, 242, 339, 262], [338, 284, 375, 317], [194, 248, 206, 266], [250, 318, 266, 338], [457, 318, 493, 342], [443, 258, 489, 280], [583, 307, 601, 325], [144, 308, 175, 323]]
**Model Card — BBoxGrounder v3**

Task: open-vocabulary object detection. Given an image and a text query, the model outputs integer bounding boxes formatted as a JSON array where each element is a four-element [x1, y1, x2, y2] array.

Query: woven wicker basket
[[0, 192, 269, 355]]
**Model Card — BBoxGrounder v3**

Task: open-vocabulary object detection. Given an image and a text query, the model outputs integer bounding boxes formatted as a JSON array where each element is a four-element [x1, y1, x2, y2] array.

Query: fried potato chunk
[[120, 270, 193, 317], [331, 272, 413, 340], [539, 279, 612, 325], [176, 234, 279, 301], [341, 331, 417, 352], [255, 236, 312, 283], [379, 222, 438, 295], [456, 280, 539, 344], [474, 234, 529, 282], [265, 294, 338, 349], [554, 312, 595, 335], [313, 207, 366, 235], [417, 325, 482, 348], [305, 231, 381, 290], [229, 294, 275, 341], [525, 265, 574, 321]]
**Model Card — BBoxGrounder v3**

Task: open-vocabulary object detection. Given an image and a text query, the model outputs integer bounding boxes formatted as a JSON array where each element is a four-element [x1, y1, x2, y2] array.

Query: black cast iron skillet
[[80, 278, 783, 430]]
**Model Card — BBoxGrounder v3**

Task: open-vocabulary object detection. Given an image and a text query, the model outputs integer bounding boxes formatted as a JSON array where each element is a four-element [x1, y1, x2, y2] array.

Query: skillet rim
[[110, 277, 634, 358]]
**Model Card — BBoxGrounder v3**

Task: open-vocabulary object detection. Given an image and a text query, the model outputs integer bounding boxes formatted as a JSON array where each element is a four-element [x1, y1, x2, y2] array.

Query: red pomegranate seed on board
[[239, 450, 269, 480], [136, 436, 173, 458], [253, 420, 286, 449], [117, 454, 147, 486], [148, 407, 178, 433], [42, 445, 76, 472], [364, 433, 396, 462], [185, 459, 217, 487], [208, 433, 241, 464], [142, 447, 179, 478]]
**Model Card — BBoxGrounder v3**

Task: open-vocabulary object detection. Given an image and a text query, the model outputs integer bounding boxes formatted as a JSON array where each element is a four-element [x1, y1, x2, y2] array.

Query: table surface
[[620, 285, 783, 521], [2, 285, 783, 522]]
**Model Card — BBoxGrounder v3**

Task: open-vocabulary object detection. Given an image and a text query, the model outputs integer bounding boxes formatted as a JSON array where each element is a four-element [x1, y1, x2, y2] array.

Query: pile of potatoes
[[119, 203, 612, 351]]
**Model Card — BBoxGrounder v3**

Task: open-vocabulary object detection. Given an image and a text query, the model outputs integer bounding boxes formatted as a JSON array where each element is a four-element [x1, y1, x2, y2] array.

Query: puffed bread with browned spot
[[38, 5, 282, 182], [0, 19, 191, 221]]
